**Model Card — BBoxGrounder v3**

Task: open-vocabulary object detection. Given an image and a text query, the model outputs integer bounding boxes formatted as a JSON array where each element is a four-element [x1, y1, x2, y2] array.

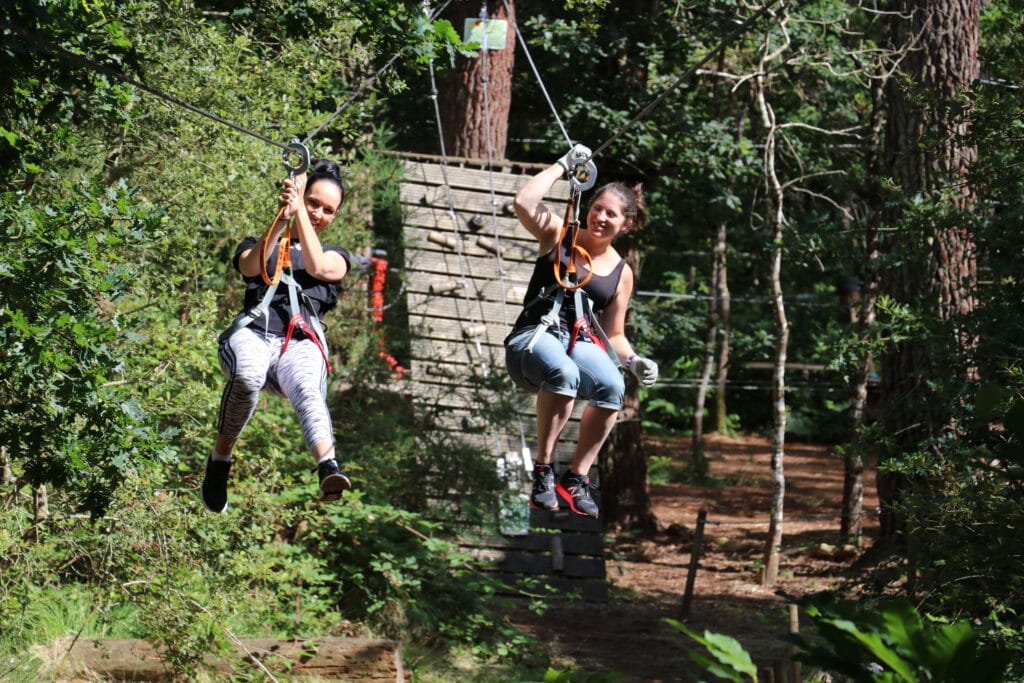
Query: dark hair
[[306, 160, 345, 204], [592, 181, 647, 232]]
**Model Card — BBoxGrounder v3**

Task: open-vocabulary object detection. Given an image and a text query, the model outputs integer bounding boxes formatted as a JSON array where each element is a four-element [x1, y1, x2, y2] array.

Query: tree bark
[[603, 240, 658, 533], [752, 13, 792, 587], [879, 0, 980, 537], [439, 1, 516, 160], [840, 54, 890, 545]]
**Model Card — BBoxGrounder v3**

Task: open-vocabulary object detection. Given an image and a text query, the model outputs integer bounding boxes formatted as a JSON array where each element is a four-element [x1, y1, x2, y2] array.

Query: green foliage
[[666, 618, 757, 682], [0, 182, 174, 515], [787, 597, 1012, 682]]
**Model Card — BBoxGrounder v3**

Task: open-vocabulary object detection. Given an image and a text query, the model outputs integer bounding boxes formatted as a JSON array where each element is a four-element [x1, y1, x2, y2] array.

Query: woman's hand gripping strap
[[259, 139, 310, 286]]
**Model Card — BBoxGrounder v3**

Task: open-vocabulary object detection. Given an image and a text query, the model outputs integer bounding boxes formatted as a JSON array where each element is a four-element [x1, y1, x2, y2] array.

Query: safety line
[[4, 22, 289, 152], [588, 0, 785, 161], [425, 14, 492, 378], [500, 0, 573, 148], [301, 0, 455, 146], [478, 2, 529, 454]]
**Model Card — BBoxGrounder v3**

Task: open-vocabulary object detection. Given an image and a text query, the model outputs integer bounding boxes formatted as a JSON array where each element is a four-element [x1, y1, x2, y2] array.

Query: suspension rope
[[499, 0, 573, 148], [425, 8, 492, 378], [478, 2, 529, 455], [301, 0, 455, 146], [4, 22, 289, 152]]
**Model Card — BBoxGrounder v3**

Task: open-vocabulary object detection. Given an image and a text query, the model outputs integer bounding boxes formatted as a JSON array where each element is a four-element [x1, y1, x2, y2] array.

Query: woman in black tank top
[[504, 145, 660, 518]]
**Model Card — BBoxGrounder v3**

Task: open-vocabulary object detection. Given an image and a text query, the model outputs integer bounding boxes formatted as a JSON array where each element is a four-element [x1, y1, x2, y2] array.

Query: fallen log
[[58, 636, 405, 681]]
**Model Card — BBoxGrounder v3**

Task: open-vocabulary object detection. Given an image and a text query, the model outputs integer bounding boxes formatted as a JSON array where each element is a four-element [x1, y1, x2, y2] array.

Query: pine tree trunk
[[439, 1, 515, 160], [605, 376, 657, 533], [603, 241, 657, 533], [879, 0, 979, 537]]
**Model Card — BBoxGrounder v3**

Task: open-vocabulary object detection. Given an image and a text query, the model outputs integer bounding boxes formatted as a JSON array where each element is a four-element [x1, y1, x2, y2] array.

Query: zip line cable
[[4, 22, 289, 152], [587, 0, 785, 161], [499, 0, 573, 148], [301, 0, 454, 146], [477, 2, 529, 455], [7, 4, 455, 157]]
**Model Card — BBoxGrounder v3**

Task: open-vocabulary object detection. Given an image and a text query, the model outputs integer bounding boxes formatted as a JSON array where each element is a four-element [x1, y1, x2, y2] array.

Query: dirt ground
[[504, 432, 879, 682]]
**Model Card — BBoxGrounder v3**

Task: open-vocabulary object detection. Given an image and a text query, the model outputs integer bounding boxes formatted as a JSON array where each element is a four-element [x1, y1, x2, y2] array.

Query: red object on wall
[[369, 252, 406, 378]]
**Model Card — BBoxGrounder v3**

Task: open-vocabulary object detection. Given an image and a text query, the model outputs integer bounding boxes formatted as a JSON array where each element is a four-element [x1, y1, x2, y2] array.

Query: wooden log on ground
[[59, 636, 405, 682]]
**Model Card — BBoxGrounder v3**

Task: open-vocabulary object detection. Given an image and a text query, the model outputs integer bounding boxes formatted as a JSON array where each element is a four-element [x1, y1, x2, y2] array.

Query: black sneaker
[[315, 458, 352, 502], [530, 464, 558, 510], [201, 456, 231, 513], [556, 471, 599, 518]]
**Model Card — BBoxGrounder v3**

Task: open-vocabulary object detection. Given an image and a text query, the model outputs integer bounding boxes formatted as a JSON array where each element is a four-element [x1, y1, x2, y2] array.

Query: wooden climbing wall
[[399, 154, 607, 600]]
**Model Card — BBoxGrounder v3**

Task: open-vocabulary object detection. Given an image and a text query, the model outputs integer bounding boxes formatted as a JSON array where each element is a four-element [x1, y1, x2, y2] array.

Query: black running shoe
[[201, 456, 231, 513], [315, 458, 352, 502], [556, 471, 599, 518], [530, 464, 559, 510]]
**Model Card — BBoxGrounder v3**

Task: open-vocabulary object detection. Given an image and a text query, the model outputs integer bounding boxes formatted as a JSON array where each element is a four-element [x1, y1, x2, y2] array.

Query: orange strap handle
[[552, 194, 593, 291], [259, 205, 293, 286]]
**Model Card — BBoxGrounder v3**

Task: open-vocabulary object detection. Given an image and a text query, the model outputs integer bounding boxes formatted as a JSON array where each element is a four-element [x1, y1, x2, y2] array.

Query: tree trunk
[[603, 241, 658, 533], [752, 15, 791, 586], [439, 1, 515, 160], [878, 0, 980, 537], [695, 67, 741, 460], [605, 376, 657, 533], [692, 247, 718, 475], [840, 56, 889, 545]]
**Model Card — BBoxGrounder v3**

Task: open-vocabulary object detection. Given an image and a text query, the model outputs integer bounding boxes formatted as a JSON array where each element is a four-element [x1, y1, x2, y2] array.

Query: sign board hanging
[[464, 18, 508, 50]]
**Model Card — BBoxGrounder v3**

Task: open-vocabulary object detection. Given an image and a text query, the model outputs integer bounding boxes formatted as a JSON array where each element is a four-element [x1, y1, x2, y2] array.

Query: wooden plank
[[400, 205, 528, 238], [481, 551, 606, 579], [472, 532, 605, 556], [402, 225, 538, 264], [530, 508, 603, 532], [402, 158, 569, 197], [62, 637, 405, 682]]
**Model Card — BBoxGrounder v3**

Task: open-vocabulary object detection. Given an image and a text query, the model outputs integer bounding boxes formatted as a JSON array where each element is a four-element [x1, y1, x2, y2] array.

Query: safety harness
[[523, 152, 620, 368], [218, 140, 333, 372]]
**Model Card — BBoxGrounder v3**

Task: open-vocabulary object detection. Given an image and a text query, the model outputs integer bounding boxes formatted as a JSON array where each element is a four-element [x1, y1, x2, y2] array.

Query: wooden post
[[680, 509, 707, 618], [787, 603, 801, 683]]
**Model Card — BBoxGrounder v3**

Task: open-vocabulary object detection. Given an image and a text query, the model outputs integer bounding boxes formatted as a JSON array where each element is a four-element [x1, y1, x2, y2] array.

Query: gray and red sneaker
[[556, 471, 599, 518]]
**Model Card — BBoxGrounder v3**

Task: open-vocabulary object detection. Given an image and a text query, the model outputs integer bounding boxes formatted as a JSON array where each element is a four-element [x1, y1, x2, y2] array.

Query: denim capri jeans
[[505, 326, 625, 410]]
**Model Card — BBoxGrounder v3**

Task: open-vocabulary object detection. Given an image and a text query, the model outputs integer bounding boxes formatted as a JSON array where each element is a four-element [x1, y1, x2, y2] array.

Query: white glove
[[628, 355, 659, 387], [557, 143, 592, 173]]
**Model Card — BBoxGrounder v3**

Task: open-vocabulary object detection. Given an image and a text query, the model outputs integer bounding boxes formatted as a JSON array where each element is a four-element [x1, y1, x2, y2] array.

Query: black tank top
[[510, 243, 626, 335]]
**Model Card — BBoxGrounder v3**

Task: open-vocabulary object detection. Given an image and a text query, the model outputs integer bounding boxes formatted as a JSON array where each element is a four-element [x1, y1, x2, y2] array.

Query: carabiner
[[568, 158, 598, 192], [282, 137, 310, 177]]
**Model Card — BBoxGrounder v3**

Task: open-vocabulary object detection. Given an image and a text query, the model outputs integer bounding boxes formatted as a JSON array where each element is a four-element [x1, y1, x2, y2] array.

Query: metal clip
[[282, 138, 310, 177]]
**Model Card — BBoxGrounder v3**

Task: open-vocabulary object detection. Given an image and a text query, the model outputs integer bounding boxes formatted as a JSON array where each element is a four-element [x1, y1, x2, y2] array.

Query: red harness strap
[[282, 313, 333, 373]]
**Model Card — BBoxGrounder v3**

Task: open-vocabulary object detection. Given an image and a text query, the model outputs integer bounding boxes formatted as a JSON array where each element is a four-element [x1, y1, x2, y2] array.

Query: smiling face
[[586, 189, 633, 240], [304, 178, 343, 233]]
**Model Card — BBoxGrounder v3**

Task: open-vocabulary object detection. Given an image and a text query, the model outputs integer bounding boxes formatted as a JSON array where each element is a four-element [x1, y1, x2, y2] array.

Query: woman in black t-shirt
[[201, 160, 352, 513]]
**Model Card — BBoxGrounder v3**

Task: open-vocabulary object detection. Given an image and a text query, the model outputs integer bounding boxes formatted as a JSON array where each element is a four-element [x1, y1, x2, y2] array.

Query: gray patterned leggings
[[217, 327, 333, 451]]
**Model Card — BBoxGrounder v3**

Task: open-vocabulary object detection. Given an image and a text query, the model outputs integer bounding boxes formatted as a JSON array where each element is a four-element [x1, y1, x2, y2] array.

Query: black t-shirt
[[510, 242, 626, 335], [232, 236, 351, 338]]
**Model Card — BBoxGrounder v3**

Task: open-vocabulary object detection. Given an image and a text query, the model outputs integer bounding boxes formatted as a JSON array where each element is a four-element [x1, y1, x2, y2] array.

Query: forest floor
[[501, 432, 880, 682]]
